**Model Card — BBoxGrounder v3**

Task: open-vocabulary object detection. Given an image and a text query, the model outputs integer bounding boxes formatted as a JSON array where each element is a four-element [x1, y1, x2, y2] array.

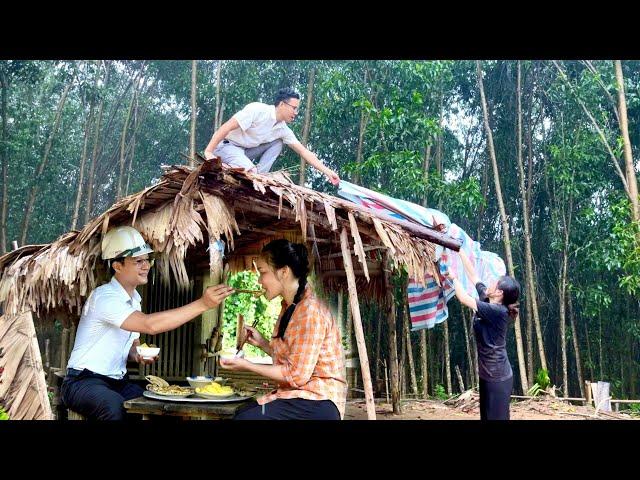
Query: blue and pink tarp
[[337, 180, 506, 331]]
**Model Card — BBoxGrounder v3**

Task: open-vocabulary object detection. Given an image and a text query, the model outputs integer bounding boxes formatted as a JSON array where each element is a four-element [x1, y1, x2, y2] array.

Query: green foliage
[[0, 406, 9, 420], [433, 383, 449, 400], [221, 271, 280, 357], [527, 368, 551, 396]]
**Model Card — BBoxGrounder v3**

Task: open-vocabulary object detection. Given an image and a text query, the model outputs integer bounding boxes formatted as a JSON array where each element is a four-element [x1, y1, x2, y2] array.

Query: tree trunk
[[189, 60, 197, 167], [516, 61, 548, 375], [354, 67, 370, 185], [214, 61, 223, 131], [299, 67, 315, 186], [20, 77, 74, 245], [428, 329, 435, 396], [477, 60, 528, 393], [402, 290, 418, 396], [568, 293, 585, 399], [525, 290, 534, 382], [219, 96, 226, 131], [477, 155, 489, 240], [559, 240, 569, 397], [71, 95, 95, 230], [443, 319, 452, 395], [0, 71, 8, 254], [614, 60, 640, 223], [461, 305, 475, 388], [422, 143, 432, 207], [598, 312, 603, 380], [470, 308, 480, 387], [84, 62, 110, 225], [383, 252, 401, 413], [117, 79, 138, 199], [584, 319, 595, 381], [124, 93, 141, 197], [420, 330, 428, 398]]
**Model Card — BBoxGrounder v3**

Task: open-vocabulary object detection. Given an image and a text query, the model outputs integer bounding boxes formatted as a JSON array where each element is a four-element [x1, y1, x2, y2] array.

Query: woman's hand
[[243, 325, 268, 351], [219, 356, 250, 371], [201, 284, 235, 309]]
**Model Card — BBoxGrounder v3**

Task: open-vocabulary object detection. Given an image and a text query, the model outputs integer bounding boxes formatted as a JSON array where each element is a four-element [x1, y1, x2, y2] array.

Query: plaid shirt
[[257, 286, 347, 418]]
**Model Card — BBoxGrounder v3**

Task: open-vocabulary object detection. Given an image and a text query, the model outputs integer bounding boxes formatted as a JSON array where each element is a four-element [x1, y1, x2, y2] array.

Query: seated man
[[61, 226, 234, 420], [203, 87, 340, 186]]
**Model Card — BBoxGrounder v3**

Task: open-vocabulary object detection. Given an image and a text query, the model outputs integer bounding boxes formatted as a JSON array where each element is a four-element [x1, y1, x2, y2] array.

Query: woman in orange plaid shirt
[[220, 239, 347, 419]]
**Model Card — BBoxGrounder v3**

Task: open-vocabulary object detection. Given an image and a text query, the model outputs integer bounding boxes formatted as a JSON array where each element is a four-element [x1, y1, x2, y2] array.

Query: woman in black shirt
[[445, 250, 520, 420]]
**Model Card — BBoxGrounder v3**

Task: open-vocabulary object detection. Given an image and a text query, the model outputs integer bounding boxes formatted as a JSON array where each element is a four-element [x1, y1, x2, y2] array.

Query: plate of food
[[145, 384, 195, 398], [195, 381, 235, 399]]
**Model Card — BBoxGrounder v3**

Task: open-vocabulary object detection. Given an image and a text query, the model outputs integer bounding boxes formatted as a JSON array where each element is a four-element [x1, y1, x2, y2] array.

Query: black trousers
[[479, 376, 513, 420], [61, 368, 143, 421], [234, 398, 340, 420]]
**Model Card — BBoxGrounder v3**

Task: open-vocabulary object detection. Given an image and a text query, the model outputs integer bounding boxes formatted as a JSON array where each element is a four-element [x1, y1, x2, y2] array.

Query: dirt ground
[[344, 396, 640, 420]]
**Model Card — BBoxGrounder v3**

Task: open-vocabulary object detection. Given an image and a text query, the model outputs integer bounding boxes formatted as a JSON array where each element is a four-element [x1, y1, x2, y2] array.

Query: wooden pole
[[382, 250, 401, 414], [340, 227, 376, 419]]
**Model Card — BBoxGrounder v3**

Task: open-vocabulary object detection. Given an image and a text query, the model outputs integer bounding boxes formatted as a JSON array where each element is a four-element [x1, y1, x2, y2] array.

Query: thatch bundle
[[0, 312, 53, 419]]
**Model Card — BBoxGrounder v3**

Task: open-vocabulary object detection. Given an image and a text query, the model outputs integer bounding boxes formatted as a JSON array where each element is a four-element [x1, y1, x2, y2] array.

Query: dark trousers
[[61, 368, 143, 421], [234, 398, 340, 420], [479, 376, 513, 420]]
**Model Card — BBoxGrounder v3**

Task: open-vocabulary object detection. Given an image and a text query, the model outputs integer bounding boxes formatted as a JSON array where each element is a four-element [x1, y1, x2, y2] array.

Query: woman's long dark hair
[[497, 275, 520, 320], [261, 239, 309, 338]]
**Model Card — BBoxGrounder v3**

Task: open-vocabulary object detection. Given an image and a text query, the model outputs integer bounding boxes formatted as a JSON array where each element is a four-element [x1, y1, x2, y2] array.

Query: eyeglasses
[[110, 256, 155, 269], [133, 257, 155, 268], [283, 101, 300, 113]]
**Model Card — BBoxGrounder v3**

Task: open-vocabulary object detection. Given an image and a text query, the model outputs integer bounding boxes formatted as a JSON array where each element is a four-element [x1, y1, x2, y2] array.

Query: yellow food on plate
[[196, 382, 234, 396]]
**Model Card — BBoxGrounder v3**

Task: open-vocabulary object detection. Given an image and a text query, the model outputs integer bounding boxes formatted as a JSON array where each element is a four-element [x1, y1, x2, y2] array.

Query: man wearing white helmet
[[61, 226, 234, 420]]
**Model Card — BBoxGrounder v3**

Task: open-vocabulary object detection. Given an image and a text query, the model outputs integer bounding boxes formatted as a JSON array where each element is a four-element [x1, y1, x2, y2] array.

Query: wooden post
[[60, 327, 70, 371], [585, 380, 592, 406], [11, 240, 18, 250], [382, 251, 401, 414], [340, 227, 376, 420], [45, 338, 50, 370], [197, 241, 223, 376]]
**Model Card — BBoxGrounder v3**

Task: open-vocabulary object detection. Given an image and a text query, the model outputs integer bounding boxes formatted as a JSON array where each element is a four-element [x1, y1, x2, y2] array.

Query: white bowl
[[137, 346, 160, 359], [186, 376, 214, 388], [219, 349, 242, 360]]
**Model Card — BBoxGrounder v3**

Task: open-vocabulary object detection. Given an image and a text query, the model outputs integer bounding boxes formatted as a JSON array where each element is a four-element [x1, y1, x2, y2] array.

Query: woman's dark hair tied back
[[498, 275, 520, 320], [262, 239, 309, 338]]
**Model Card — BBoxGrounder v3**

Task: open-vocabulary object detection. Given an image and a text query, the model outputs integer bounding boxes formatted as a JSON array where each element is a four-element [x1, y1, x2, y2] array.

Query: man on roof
[[61, 226, 234, 420], [203, 87, 340, 186]]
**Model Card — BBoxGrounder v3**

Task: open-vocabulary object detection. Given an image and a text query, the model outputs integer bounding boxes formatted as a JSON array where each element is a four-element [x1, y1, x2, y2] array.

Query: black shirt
[[473, 282, 513, 382]]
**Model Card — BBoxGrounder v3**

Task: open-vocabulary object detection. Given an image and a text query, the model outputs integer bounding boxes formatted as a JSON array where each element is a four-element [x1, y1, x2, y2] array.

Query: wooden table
[[124, 396, 253, 420]]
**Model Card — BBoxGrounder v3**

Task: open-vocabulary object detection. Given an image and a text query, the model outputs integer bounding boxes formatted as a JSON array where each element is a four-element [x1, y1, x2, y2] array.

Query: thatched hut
[[0, 157, 460, 420]]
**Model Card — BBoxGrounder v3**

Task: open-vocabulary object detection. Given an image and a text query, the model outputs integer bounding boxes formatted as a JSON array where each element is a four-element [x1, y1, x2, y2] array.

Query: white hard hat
[[101, 226, 154, 260]]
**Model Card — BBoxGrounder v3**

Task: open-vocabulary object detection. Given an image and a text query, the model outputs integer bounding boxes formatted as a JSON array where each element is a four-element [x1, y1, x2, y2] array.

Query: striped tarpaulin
[[337, 181, 506, 331]]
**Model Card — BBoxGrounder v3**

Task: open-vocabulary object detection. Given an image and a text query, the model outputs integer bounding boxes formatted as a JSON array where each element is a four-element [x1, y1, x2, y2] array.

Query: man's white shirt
[[226, 102, 300, 148], [67, 277, 141, 379]]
